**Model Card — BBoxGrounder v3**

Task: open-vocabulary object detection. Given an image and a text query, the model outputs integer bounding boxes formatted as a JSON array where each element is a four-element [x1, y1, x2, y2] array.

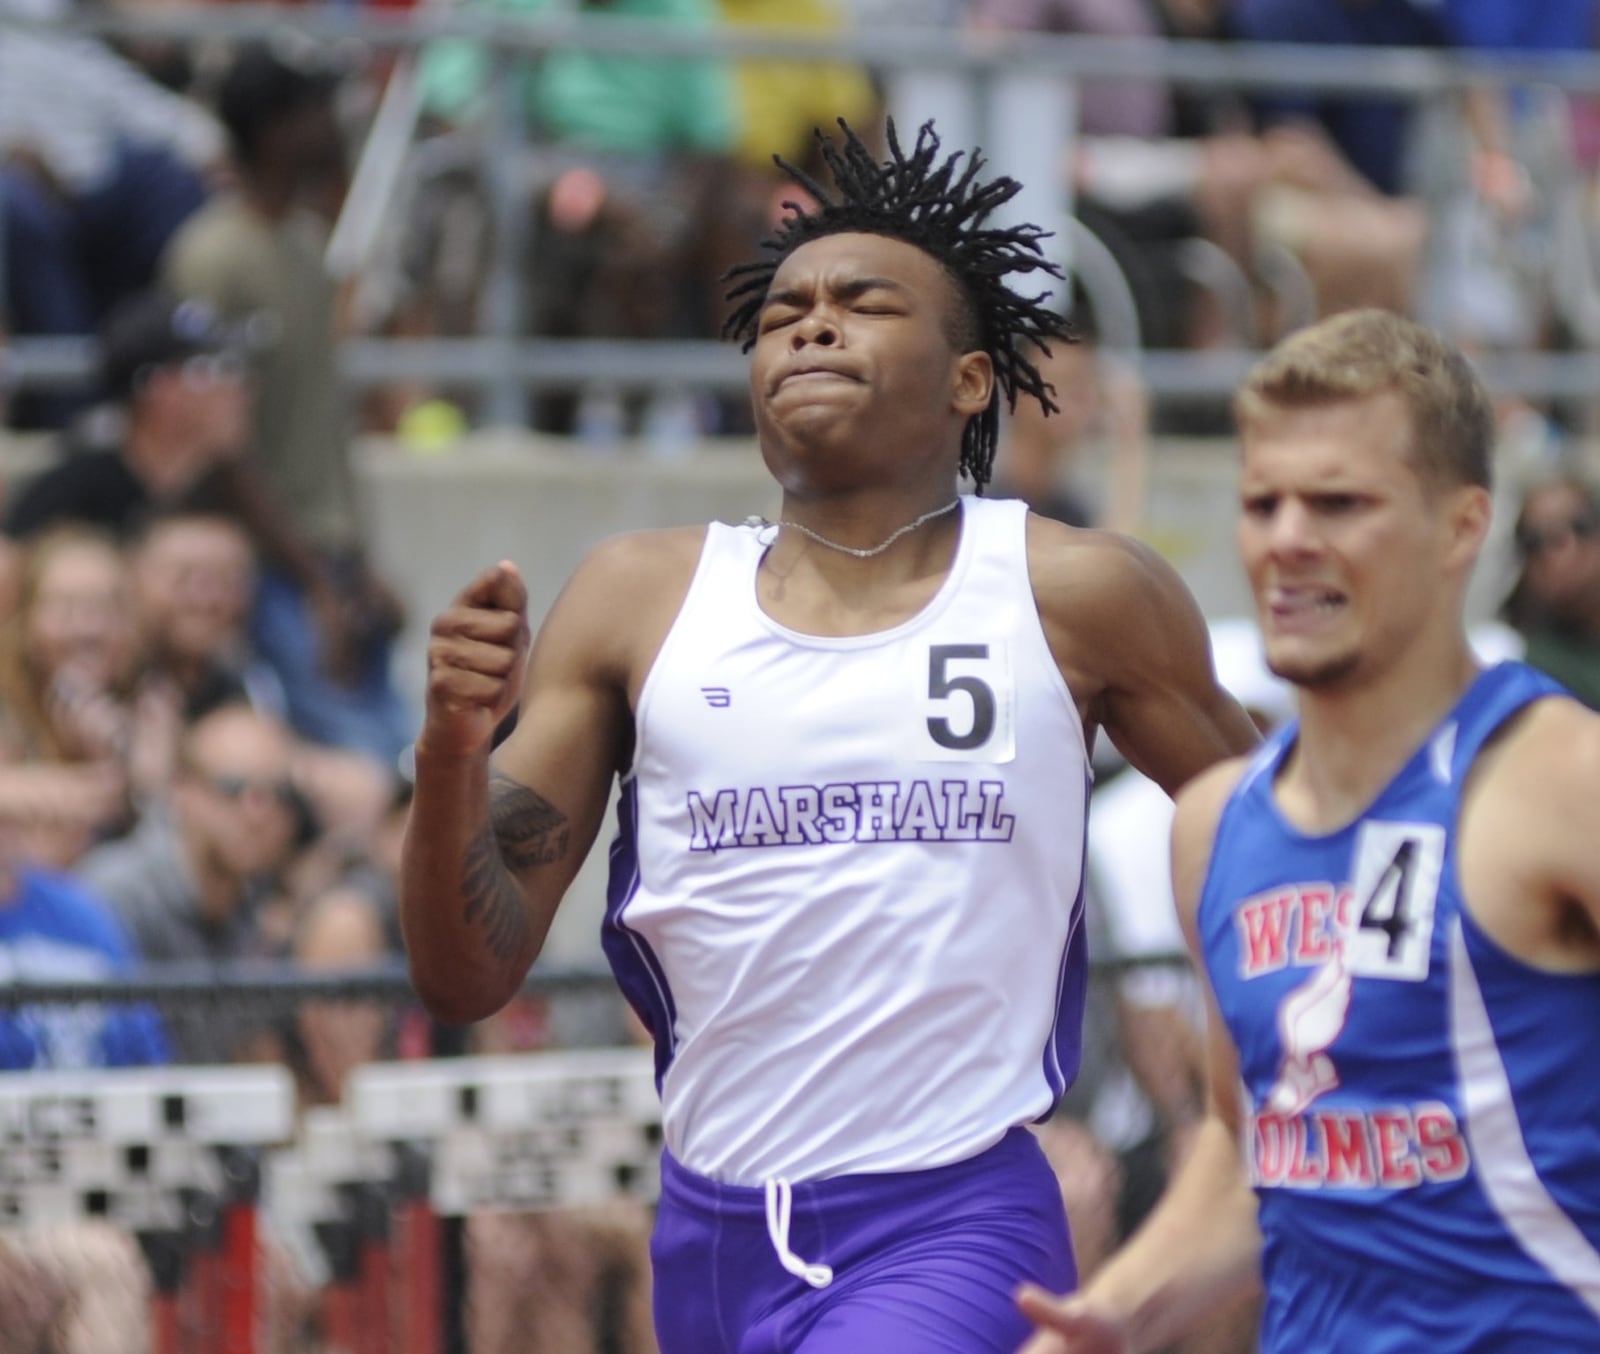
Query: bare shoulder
[[1462, 691, 1600, 959], [1025, 515, 1208, 670], [1495, 692, 1600, 781], [569, 524, 709, 591], [552, 525, 707, 623], [1020, 512, 1259, 791], [537, 525, 710, 693], [1024, 513, 1179, 615], [1470, 693, 1600, 828]]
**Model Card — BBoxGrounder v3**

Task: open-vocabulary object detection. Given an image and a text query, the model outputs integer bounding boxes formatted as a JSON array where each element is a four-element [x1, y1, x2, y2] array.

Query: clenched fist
[[419, 561, 531, 759]]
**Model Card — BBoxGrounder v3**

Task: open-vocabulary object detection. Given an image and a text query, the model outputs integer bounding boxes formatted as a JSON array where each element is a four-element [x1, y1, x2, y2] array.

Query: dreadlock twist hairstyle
[[723, 119, 1071, 493]]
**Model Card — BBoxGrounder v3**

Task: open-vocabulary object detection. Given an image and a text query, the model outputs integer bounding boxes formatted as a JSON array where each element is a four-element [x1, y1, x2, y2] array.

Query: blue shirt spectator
[[0, 867, 169, 1068], [1440, 0, 1596, 53], [1231, 0, 1598, 195]]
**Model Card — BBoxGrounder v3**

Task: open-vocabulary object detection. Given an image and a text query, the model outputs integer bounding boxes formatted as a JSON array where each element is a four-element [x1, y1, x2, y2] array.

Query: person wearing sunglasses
[[1501, 474, 1600, 710], [75, 701, 303, 1064]]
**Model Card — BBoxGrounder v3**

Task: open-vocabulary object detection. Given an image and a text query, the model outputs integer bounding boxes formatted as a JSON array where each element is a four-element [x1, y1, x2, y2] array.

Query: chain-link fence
[[0, 953, 1200, 1354]]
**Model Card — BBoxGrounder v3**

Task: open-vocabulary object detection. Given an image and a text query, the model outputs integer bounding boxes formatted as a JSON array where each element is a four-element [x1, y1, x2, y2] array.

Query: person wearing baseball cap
[[97, 291, 252, 408], [2, 288, 253, 545]]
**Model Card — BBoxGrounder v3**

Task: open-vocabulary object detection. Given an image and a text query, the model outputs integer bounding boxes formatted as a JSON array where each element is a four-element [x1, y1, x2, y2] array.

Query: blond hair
[[0, 525, 140, 761], [1234, 309, 1493, 492]]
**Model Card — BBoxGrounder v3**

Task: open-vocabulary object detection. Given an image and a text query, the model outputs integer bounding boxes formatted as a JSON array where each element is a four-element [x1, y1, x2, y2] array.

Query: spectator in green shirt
[[418, 0, 743, 438], [420, 0, 736, 158]]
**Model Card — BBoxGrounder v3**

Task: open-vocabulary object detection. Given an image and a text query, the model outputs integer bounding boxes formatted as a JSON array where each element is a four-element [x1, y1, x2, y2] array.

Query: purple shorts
[[650, 1127, 1076, 1354]]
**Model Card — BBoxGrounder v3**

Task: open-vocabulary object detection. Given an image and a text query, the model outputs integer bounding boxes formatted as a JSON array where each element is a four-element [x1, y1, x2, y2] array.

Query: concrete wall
[[355, 432, 1255, 715]]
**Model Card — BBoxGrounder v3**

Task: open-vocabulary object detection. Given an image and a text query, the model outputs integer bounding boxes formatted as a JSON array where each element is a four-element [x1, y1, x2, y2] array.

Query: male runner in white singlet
[[402, 122, 1258, 1354]]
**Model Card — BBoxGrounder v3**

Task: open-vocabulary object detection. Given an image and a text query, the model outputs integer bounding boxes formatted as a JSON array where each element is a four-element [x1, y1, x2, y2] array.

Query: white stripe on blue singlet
[[1449, 919, 1600, 1319]]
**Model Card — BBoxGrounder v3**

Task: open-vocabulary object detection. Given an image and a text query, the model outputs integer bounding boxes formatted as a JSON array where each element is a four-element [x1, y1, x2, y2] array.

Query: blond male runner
[[1019, 309, 1600, 1354]]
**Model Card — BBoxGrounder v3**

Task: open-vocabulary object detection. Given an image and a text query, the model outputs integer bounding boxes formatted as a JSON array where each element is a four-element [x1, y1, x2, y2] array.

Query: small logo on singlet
[[701, 687, 732, 708]]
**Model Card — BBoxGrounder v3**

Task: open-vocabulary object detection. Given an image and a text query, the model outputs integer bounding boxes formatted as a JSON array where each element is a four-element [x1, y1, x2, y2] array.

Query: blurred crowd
[[6, 0, 1600, 436], [6, 1, 1600, 1351]]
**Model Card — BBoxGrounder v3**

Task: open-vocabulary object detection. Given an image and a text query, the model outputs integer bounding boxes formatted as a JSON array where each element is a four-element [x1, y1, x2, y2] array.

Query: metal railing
[[0, 950, 1192, 1012], [12, 8, 1600, 92], [6, 8, 1600, 419], [11, 336, 1600, 404]]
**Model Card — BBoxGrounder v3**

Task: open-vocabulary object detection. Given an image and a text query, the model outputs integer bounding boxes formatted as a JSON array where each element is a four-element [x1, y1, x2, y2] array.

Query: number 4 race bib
[[1344, 821, 1446, 982]]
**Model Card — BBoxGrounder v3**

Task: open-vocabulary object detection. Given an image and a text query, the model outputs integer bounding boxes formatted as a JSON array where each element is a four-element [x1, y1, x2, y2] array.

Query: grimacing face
[[748, 232, 990, 494], [1237, 390, 1468, 692]]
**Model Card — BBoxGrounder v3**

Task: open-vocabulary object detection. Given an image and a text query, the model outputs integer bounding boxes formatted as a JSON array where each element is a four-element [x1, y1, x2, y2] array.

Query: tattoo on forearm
[[489, 775, 571, 870], [458, 777, 570, 964], [461, 828, 530, 964]]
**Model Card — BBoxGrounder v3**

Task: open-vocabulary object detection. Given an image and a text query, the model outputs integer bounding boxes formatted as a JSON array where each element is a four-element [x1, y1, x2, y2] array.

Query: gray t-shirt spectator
[[76, 806, 274, 1063]]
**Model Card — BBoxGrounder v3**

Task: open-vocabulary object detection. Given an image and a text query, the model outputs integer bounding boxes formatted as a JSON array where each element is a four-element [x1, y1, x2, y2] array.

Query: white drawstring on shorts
[[763, 1178, 834, 1289]]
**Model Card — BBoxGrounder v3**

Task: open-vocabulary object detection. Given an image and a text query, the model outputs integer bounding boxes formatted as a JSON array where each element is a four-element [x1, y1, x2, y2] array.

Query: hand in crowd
[[44, 665, 183, 803], [46, 663, 131, 762], [125, 677, 184, 801], [354, 566, 407, 640]]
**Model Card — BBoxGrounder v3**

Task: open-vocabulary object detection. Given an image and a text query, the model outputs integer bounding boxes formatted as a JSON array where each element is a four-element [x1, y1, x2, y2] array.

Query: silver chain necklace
[[744, 498, 961, 560]]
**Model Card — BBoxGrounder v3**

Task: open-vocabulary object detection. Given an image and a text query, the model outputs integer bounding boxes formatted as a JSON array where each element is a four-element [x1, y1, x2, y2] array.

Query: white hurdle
[[346, 1048, 662, 1215], [0, 1053, 662, 1353], [0, 1064, 295, 1229], [0, 1064, 297, 1354]]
